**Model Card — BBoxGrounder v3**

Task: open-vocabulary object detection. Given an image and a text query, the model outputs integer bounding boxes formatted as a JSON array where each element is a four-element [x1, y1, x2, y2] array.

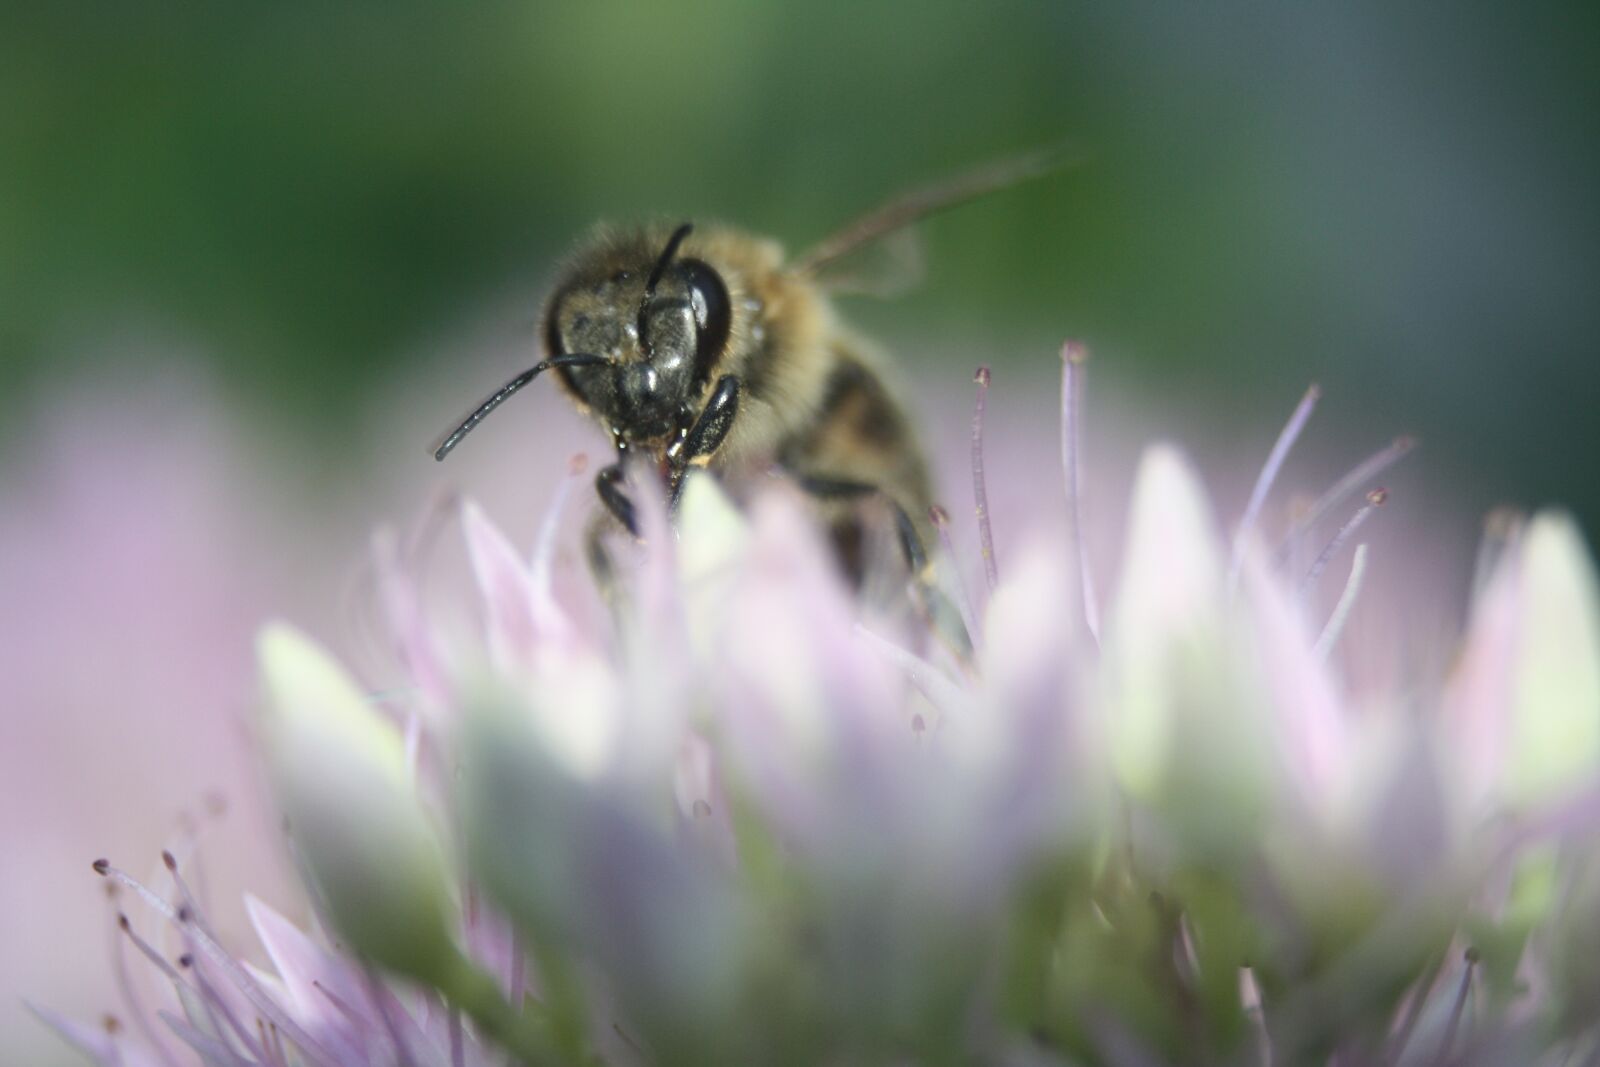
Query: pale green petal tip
[[1122, 445, 1225, 603], [257, 620, 359, 710], [677, 471, 749, 580], [1107, 446, 1228, 800], [1507, 512, 1600, 806], [256, 620, 408, 784], [258, 623, 460, 982]]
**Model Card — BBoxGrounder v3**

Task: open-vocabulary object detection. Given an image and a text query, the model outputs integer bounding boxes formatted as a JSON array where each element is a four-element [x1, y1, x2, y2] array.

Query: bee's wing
[[791, 143, 1084, 285], [803, 225, 927, 299]]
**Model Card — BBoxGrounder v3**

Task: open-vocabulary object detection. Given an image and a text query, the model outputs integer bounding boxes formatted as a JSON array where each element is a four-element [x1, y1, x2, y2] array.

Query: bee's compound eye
[[678, 259, 731, 385]]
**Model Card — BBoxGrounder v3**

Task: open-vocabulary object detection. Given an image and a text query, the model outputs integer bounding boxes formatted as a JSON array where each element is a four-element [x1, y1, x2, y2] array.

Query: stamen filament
[[1313, 543, 1368, 660], [158, 1009, 249, 1067], [94, 860, 339, 1067], [1059, 341, 1100, 644], [312, 980, 377, 1039], [1277, 435, 1414, 563], [367, 970, 420, 1067], [117, 914, 184, 984], [971, 365, 999, 594], [1434, 949, 1479, 1065], [1385, 949, 1446, 1065], [1231, 383, 1320, 591], [1301, 490, 1386, 594], [186, 952, 270, 1063], [1239, 967, 1272, 1067], [111, 914, 183, 1067], [261, 1019, 289, 1067], [856, 623, 971, 716]]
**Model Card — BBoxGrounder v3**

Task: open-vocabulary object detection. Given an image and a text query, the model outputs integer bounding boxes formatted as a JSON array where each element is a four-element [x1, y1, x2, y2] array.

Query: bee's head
[[431, 222, 731, 463], [546, 223, 731, 446]]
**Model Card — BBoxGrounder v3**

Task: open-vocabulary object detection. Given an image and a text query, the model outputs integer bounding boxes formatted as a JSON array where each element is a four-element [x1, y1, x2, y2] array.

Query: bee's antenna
[[432, 354, 611, 461], [645, 222, 694, 298], [638, 222, 693, 355]]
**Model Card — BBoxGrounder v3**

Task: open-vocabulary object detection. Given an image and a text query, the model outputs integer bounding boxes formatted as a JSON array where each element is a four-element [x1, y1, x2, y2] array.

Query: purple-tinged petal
[[158, 1008, 253, 1067], [674, 731, 738, 870], [372, 526, 449, 709], [246, 894, 376, 1051], [1241, 553, 1350, 818], [963, 539, 1101, 870], [714, 490, 904, 850], [26, 1002, 165, 1067], [461, 498, 548, 668]]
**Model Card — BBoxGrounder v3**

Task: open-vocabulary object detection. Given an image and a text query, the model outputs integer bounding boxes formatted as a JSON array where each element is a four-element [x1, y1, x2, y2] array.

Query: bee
[[433, 149, 1070, 594]]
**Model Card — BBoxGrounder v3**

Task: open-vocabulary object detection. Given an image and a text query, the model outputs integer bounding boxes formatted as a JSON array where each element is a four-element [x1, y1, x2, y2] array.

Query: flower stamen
[[857, 623, 969, 716], [93, 859, 339, 1067], [183, 947, 271, 1063], [1434, 947, 1479, 1065], [1060, 340, 1100, 644], [1312, 542, 1369, 660], [111, 913, 184, 1067], [1231, 383, 1320, 591], [971, 365, 999, 594], [1277, 435, 1415, 564], [1301, 489, 1386, 594]]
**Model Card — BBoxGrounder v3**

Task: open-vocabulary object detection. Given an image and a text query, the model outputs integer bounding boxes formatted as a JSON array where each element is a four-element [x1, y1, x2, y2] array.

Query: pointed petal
[[26, 1002, 147, 1067], [246, 893, 375, 1036], [967, 539, 1101, 865], [674, 472, 751, 665], [1446, 530, 1523, 810], [257, 623, 460, 984], [460, 690, 741, 1049], [1113, 445, 1225, 641], [372, 525, 449, 707], [1506, 513, 1600, 808], [461, 498, 543, 665], [676, 471, 751, 588], [1105, 446, 1229, 799], [1242, 554, 1349, 818]]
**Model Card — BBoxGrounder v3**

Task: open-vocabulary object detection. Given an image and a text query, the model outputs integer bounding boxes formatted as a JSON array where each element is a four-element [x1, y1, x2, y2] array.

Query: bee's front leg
[[594, 462, 639, 537], [585, 463, 639, 614], [669, 375, 741, 506]]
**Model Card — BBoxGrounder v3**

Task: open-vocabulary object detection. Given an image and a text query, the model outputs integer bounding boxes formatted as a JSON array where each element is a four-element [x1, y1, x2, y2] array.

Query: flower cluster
[[40, 353, 1600, 1066]]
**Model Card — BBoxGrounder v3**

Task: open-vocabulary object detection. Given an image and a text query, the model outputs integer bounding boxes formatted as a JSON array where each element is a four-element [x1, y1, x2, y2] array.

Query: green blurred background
[[3, 2, 1597, 531]]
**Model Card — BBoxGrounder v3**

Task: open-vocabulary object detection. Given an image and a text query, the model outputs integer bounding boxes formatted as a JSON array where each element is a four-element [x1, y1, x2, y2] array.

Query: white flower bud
[[257, 623, 458, 982]]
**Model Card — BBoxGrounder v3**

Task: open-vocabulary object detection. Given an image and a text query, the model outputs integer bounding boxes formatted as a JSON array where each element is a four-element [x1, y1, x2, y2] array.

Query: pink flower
[[44, 353, 1600, 1066]]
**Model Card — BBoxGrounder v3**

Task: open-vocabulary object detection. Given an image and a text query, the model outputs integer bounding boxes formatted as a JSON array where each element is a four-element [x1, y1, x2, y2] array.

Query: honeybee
[[434, 149, 1070, 592]]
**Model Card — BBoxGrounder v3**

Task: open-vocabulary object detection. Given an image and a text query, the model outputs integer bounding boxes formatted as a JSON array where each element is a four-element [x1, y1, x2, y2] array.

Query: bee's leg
[[796, 477, 925, 574], [796, 476, 972, 658], [669, 375, 741, 506], [595, 462, 639, 537], [584, 510, 620, 607], [586, 464, 639, 618]]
